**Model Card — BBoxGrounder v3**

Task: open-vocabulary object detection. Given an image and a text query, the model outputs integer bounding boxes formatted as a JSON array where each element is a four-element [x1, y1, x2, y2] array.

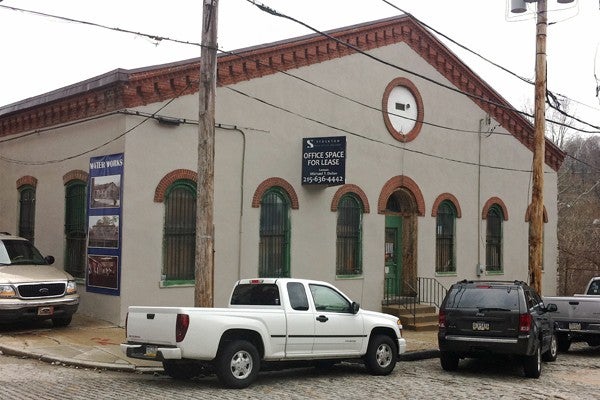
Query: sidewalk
[[0, 313, 438, 372]]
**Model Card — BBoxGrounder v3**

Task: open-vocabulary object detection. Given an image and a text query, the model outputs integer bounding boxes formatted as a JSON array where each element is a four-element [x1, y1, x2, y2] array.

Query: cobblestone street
[[1, 342, 598, 399]]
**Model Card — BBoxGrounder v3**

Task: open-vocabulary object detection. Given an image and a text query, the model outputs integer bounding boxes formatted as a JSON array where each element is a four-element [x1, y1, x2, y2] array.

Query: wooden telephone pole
[[529, 0, 547, 295], [195, 0, 218, 307]]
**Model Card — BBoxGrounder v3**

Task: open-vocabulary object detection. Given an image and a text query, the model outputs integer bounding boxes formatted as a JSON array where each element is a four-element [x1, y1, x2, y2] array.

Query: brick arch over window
[[377, 175, 425, 216], [431, 193, 462, 218], [63, 170, 89, 185], [525, 204, 548, 223], [482, 197, 509, 220], [330, 184, 370, 213], [252, 177, 299, 209], [16, 175, 38, 189], [154, 169, 198, 202]]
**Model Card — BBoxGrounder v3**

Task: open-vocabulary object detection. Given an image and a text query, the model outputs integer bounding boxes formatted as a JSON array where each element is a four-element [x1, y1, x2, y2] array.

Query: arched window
[[18, 186, 36, 243], [259, 188, 290, 278], [486, 205, 504, 273], [336, 194, 363, 276], [65, 181, 87, 278], [163, 180, 196, 283], [436, 200, 456, 274]]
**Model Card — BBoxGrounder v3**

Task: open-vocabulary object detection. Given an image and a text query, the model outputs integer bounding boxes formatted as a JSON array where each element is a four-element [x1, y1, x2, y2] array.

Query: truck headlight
[[66, 280, 77, 295], [0, 285, 16, 298]]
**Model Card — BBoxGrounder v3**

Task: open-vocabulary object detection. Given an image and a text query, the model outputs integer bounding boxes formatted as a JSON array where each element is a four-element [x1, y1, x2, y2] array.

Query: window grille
[[436, 201, 456, 273], [486, 205, 503, 272], [163, 181, 196, 281], [336, 195, 362, 276], [18, 186, 35, 243], [259, 189, 290, 278], [65, 182, 86, 278]]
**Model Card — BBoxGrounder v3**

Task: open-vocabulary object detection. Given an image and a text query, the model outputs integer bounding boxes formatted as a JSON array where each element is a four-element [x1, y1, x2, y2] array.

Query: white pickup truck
[[543, 277, 600, 352], [121, 278, 406, 388]]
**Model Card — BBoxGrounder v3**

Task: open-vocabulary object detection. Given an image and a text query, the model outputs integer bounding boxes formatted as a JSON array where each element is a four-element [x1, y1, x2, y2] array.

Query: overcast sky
[[1, 0, 598, 135]]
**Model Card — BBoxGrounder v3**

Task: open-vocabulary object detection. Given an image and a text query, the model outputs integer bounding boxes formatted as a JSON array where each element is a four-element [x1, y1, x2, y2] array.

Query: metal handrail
[[383, 276, 447, 326]]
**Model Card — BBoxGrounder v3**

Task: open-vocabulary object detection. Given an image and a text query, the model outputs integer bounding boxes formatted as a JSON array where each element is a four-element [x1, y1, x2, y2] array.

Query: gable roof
[[0, 14, 564, 171]]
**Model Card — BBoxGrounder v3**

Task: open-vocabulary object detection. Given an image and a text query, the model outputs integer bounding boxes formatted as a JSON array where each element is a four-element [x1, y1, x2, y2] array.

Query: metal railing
[[383, 276, 447, 326]]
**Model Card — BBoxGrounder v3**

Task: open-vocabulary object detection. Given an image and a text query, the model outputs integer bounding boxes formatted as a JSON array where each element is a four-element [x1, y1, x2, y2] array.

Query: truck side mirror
[[351, 302, 360, 314], [45, 255, 55, 265]]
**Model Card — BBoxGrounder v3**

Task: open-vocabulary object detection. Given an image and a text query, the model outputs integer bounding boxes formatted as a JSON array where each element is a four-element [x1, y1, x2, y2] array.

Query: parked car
[[543, 276, 600, 352], [0, 232, 79, 326], [122, 278, 406, 388], [438, 280, 558, 378]]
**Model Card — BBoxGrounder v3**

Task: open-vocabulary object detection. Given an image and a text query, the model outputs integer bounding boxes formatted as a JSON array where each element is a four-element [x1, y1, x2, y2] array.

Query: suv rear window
[[444, 286, 519, 310]]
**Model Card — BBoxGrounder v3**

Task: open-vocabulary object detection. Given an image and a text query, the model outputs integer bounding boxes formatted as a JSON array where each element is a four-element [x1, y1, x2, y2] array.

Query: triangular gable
[[0, 14, 564, 170]]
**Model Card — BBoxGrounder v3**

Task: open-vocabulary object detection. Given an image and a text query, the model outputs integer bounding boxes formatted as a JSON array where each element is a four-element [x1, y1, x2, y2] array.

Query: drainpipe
[[216, 124, 246, 280]]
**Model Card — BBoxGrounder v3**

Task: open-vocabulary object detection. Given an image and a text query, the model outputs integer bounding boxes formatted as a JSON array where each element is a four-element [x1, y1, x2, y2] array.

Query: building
[[0, 15, 565, 325]]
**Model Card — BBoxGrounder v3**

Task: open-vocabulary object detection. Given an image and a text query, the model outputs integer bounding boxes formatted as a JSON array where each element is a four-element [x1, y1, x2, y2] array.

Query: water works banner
[[87, 153, 124, 295]]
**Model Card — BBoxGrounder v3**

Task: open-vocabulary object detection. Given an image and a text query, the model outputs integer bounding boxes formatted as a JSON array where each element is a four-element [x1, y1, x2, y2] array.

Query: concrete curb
[[399, 349, 440, 361], [0, 345, 162, 373]]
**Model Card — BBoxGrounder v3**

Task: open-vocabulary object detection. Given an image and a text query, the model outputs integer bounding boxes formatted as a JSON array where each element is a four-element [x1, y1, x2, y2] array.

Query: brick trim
[[0, 15, 564, 171], [154, 169, 198, 203], [251, 177, 299, 209], [381, 77, 424, 142], [16, 175, 37, 189], [330, 184, 370, 213], [63, 169, 89, 185], [482, 197, 509, 221], [431, 193, 462, 218], [377, 175, 425, 216], [525, 203, 548, 223]]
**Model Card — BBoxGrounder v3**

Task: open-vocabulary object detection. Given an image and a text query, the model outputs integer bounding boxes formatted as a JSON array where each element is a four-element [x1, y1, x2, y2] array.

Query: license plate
[[145, 345, 158, 358], [473, 321, 490, 331], [37, 306, 54, 316], [569, 322, 581, 331]]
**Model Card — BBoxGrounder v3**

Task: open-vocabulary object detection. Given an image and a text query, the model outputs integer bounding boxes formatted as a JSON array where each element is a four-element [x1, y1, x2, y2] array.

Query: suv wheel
[[523, 343, 541, 378], [440, 351, 459, 371], [542, 334, 558, 362]]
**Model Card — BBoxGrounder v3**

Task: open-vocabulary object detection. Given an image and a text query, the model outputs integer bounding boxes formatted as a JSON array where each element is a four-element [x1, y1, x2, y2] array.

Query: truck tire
[[52, 315, 72, 327], [162, 360, 202, 380], [215, 340, 260, 389], [557, 334, 571, 352], [542, 334, 558, 362], [440, 351, 459, 371], [363, 335, 396, 375], [523, 343, 541, 378]]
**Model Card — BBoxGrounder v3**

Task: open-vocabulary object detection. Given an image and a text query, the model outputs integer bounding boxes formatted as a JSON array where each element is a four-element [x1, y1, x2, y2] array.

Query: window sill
[[435, 272, 457, 277], [335, 275, 363, 280], [160, 280, 195, 288]]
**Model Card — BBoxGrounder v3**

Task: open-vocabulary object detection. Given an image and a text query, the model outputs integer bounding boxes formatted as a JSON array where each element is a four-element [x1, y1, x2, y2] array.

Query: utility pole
[[529, 0, 547, 295], [195, 0, 218, 307]]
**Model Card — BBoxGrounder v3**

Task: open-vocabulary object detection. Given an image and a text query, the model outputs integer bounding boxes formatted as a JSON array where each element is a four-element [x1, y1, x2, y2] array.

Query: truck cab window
[[287, 282, 309, 311], [309, 284, 351, 313]]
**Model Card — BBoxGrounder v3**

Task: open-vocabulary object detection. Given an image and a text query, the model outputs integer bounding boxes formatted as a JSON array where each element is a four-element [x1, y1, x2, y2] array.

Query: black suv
[[438, 280, 558, 378]]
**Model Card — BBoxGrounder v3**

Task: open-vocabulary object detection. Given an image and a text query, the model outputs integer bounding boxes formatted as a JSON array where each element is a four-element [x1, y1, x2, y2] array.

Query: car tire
[[440, 351, 459, 371], [523, 343, 542, 378], [363, 335, 397, 375], [162, 360, 203, 380], [557, 334, 571, 352], [215, 340, 260, 389], [52, 315, 72, 327], [542, 334, 558, 362]]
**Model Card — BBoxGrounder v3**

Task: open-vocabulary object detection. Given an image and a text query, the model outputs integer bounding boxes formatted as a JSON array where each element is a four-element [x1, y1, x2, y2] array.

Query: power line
[[1, 3, 597, 135]]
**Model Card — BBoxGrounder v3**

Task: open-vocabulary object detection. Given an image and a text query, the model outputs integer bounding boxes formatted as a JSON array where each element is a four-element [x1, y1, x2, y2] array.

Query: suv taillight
[[439, 310, 446, 329], [176, 314, 190, 342], [519, 313, 532, 333]]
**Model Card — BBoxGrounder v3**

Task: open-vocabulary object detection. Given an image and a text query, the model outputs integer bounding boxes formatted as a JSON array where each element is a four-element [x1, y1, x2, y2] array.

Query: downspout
[[216, 124, 246, 280]]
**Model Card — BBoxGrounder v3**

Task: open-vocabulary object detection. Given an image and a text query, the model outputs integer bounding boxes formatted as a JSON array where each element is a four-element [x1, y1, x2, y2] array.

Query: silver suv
[[0, 233, 79, 327]]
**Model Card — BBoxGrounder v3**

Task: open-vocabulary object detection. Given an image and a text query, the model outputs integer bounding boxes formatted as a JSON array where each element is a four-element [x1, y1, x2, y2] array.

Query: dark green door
[[385, 215, 403, 297]]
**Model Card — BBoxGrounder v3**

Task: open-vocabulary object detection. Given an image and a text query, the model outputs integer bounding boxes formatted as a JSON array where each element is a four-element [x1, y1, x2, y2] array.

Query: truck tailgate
[[126, 306, 181, 345]]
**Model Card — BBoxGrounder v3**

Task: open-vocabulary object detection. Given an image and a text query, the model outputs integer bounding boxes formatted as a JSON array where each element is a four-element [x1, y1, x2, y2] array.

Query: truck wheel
[[363, 335, 396, 375], [542, 334, 558, 362], [557, 334, 571, 352], [162, 360, 202, 380], [523, 344, 541, 378], [215, 340, 260, 389], [52, 315, 72, 327], [440, 351, 459, 371]]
